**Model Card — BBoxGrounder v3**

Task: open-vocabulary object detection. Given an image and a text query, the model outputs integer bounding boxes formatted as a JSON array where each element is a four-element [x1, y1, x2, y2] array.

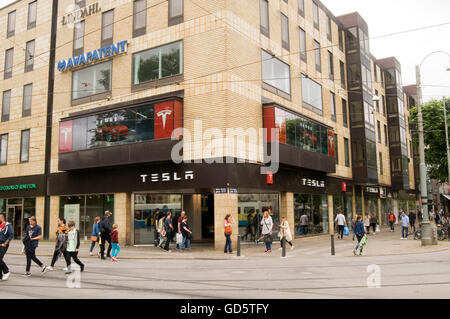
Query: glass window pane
[[7, 11, 15, 35], [0, 134, 7, 164], [260, 0, 269, 31], [286, 112, 296, 146], [21, 130, 30, 162], [23, 84, 32, 114], [102, 10, 114, 41], [72, 61, 111, 99], [73, 117, 88, 151], [26, 40, 35, 68], [28, 2, 37, 26], [2, 91, 11, 118], [302, 75, 323, 111], [134, 0, 146, 31], [299, 28, 306, 61], [170, 0, 183, 18], [281, 14, 289, 49], [74, 21, 85, 51], [262, 50, 290, 94]]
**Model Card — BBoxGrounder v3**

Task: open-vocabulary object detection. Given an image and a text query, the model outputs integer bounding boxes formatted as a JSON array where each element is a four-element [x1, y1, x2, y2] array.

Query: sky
[[1, 0, 450, 102]]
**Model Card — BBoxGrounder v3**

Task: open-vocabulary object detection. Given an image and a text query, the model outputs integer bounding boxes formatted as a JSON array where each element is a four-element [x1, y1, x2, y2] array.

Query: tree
[[409, 98, 450, 183]]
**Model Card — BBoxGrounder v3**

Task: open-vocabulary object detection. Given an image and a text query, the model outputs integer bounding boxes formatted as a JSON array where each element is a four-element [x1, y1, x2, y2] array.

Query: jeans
[[224, 234, 232, 253], [337, 225, 345, 239], [302, 225, 308, 235], [0, 244, 9, 279], [111, 243, 120, 258], [100, 233, 112, 258], [89, 239, 98, 253], [164, 231, 172, 251], [25, 246, 43, 272], [402, 226, 409, 238], [389, 221, 395, 231], [264, 235, 272, 251], [181, 236, 191, 250], [50, 249, 70, 267], [67, 251, 84, 270]]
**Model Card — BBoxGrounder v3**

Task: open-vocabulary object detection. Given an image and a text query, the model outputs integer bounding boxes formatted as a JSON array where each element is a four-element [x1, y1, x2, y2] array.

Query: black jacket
[[99, 217, 112, 235]]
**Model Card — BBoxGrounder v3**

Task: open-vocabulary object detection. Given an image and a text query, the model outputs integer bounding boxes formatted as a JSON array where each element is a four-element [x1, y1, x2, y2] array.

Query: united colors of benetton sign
[[57, 40, 128, 72]]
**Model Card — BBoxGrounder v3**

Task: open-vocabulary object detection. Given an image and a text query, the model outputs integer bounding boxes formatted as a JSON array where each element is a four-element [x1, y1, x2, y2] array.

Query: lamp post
[[444, 97, 450, 188], [416, 51, 450, 246]]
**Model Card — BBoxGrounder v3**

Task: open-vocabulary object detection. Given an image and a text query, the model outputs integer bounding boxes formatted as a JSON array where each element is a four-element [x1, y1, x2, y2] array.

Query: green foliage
[[410, 98, 450, 183]]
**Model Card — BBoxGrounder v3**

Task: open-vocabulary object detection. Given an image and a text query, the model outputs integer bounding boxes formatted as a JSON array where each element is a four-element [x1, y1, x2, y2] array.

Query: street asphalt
[[1, 227, 450, 299]]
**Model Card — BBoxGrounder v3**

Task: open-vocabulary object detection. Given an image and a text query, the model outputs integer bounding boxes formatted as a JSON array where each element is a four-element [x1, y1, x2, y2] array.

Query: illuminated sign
[[302, 179, 325, 188], [57, 40, 128, 72], [0, 184, 37, 191], [140, 171, 194, 183]]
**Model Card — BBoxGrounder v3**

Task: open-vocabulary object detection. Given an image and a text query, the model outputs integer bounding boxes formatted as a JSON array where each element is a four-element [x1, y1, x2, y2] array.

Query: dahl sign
[[57, 40, 128, 72]]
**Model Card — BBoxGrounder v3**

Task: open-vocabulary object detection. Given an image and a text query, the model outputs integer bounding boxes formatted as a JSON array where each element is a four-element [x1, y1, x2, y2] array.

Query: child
[[66, 221, 85, 273], [111, 224, 120, 262]]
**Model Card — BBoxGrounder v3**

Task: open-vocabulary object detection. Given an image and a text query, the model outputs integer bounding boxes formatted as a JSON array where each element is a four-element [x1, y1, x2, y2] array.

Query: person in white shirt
[[335, 210, 347, 239]]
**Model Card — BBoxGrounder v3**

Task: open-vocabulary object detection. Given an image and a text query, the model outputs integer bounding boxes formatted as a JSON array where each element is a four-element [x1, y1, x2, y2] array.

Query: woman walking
[[22, 216, 46, 277], [224, 214, 234, 254], [179, 216, 193, 252], [364, 215, 371, 235], [89, 216, 100, 256], [261, 211, 273, 253], [353, 216, 366, 256], [278, 216, 294, 250]]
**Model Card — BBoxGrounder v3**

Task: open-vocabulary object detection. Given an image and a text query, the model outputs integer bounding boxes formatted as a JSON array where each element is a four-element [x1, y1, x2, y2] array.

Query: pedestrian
[[224, 214, 234, 254], [300, 213, 309, 235], [163, 211, 174, 252], [89, 216, 100, 256], [177, 210, 186, 250], [401, 211, 410, 240], [370, 213, 377, 234], [0, 212, 13, 281], [335, 210, 347, 239], [353, 216, 366, 256], [99, 210, 113, 260], [278, 216, 294, 250], [157, 213, 167, 249], [364, 215, 371, 235], [153, 208, 161, 247], [179, 216, 193, 252], [45, 218, 71, 272], [351, 215, 357, 241], [66, 221, 84, 274], [409, 211, 416, 233], [261, 210, 273, 254], [388, 211, 396, 232], [111, 224, 120, 262], [22, 216, 46, 277]]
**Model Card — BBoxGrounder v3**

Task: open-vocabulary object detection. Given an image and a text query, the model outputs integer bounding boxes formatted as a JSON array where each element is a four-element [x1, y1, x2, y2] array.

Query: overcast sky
[[1, 0, 450, 102]]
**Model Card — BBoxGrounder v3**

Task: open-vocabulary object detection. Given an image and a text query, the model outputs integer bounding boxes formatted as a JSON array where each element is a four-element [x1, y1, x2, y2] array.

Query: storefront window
[[294, 194, 328, 237], [333, 194, 353, 225], [238, 194, 279, 242], [381, 198, 392, 226], [355, 192, 362, 215], [59, 194, 114, 239], [134, 194, 182, 245], [365, 195, 378, 221]]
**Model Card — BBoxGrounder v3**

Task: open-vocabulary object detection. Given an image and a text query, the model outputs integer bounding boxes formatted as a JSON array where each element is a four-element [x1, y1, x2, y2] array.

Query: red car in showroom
[[96, 124, 129, 142]]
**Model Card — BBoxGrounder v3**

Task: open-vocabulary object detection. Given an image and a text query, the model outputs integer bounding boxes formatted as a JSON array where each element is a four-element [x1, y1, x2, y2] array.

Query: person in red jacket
[[110, 224, 120, 262], [388, 211, 396, 232]]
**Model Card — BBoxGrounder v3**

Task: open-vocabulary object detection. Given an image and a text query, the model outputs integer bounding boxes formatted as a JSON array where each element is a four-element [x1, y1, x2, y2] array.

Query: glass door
[[7, 204, 23, 239]]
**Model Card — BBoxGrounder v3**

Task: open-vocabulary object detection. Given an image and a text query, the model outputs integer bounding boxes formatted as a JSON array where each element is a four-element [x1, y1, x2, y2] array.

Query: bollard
[[331, 234, 335, 256], [281, 237, 286, 258], [237, 235, 241, 257]]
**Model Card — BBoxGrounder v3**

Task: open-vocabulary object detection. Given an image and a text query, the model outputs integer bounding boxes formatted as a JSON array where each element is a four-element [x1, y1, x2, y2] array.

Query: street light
[[416, 51, 450, 246]]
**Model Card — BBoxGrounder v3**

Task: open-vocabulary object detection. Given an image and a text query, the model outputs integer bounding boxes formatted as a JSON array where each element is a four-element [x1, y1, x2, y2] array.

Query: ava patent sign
[[140, 171, 194, 183], [62, 2, 101, 26], [57, 40, 128, 72]]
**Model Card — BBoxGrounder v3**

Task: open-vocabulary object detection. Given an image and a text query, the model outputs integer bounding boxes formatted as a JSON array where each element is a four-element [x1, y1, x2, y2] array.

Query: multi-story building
[[0, 0, 418, 249]]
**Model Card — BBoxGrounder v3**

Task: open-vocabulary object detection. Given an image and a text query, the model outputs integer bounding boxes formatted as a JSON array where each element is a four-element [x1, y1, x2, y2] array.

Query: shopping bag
[[176, 233, 183, 245], [343, 226, 350, 236], [298, 227, 303, 235], [376, 225, 381, 233], [360, 235, 368, 247]]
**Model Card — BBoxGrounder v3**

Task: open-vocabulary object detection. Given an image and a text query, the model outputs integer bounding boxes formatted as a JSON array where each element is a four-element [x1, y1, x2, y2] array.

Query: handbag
[[91, 235, 98, 242], [224, 225, 232, 236], [176, 233, 183, 245], [376, 225, 381, 233], [264, 234, 273, 244]]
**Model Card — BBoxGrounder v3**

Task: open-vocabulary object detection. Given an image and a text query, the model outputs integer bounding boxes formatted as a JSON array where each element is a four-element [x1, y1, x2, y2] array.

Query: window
[[334, 134, 339, 164], [377, 120, 381, 143], [342, 99, 348, 127], [0, 134, 7, 165], [169, 0, 183, 26], [361, 64, 372, 93], [299, 28, 306, 62], [27, 1, 37, 29], [326, 16, 332, 41], [328, 51, 334, 80], [73, 20, 85, 56], [25, 40, 35, 72], [133, 41, 183, 86], [344, 138, 350, 167], [338, 28, 344, 51], [382, 95, 386, 116], [133, 0, 147, 37], [101, 10, 114, 47], [7, 11, 15, 37], [384, 124, 388, 145], [2, 90, 11, 122], [302, 75, 323, 112], [364, 101, 375, 127], [314, 41, 321, 72], [313, 2, 319, 30], [330, 92, 336, 122], [262, 50, 291, 96], [260, 0, 269, 37], [281, 14, 290, 50], [346, 27, 358, 52], [374, 90, 379, 112], [4, 48, 13, 79], [373, 62, 378, 83], [23, 84, 32, 117], [20, 130, 30, 163], [298, 0, 304, 16], [379, 152, 383, 175], [340, 61, 346, 88], [72, 61, 111, 100]]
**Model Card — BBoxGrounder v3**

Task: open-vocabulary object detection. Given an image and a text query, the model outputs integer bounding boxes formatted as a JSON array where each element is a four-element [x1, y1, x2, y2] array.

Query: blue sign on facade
[[57, 40, 128, 72]]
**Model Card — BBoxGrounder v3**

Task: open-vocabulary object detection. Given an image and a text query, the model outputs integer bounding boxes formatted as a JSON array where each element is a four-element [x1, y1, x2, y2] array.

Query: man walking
[[163, 211, 174, 252], [401, 211, 410, 240], [300, 213, 309, 235], [23, 216, 46, 277], [409, 211, 416, 233], [388, 211, 396, 232], [335, 210, 347, 239], [153, 208, 161, 247], [99, 211, 113, 260], [0, 212, 13, 281]]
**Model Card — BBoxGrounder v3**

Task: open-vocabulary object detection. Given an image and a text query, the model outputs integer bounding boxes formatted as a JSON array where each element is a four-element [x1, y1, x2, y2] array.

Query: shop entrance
[[2, 198, 36, 239], [201, 194, 214, 240], [7, 205, 23, 239]]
